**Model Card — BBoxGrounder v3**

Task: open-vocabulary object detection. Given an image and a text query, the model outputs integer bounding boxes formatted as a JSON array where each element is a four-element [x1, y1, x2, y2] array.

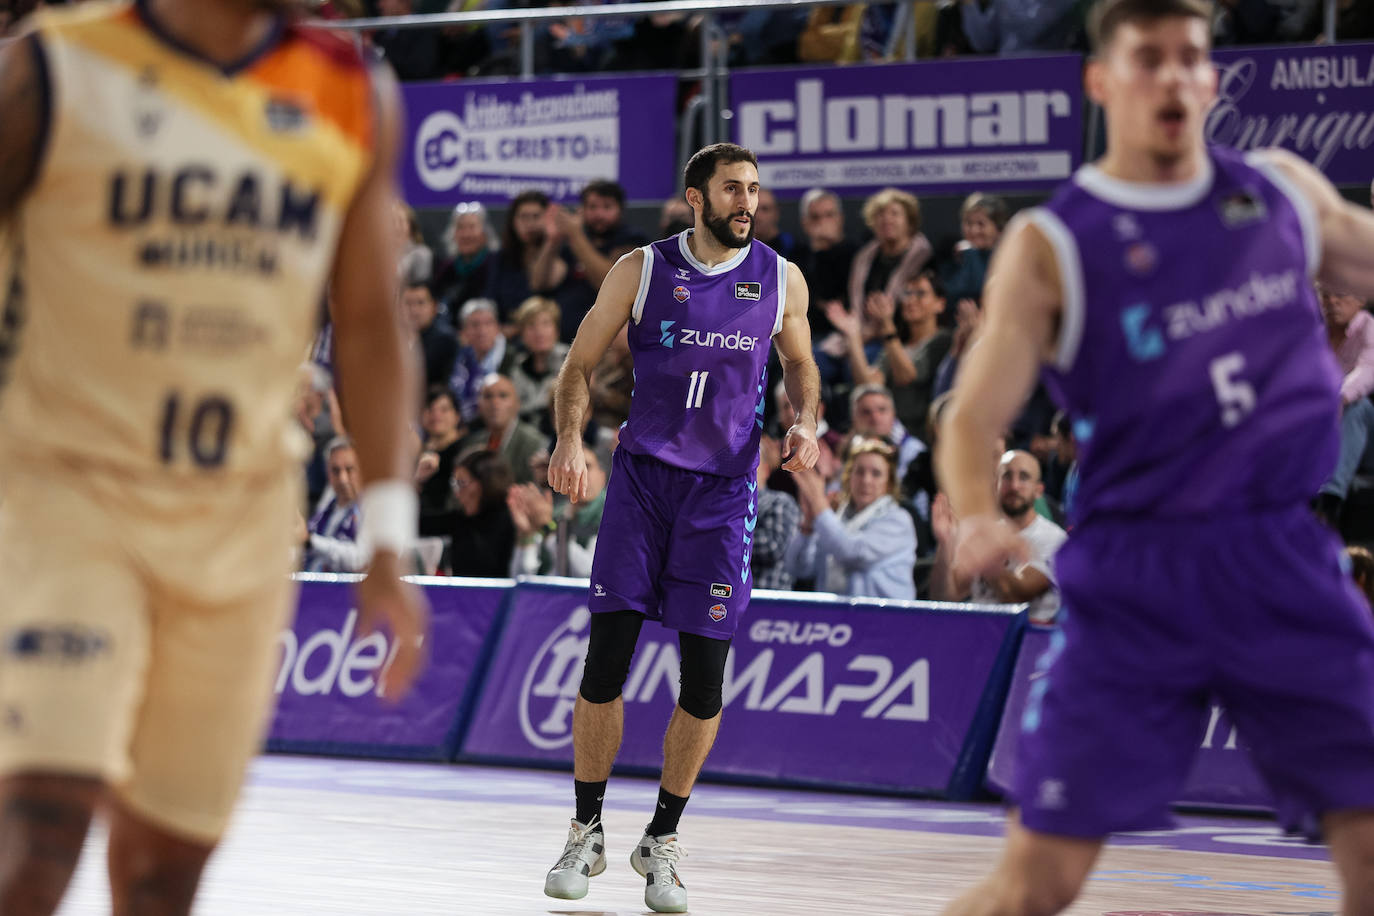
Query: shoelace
[[554, 816, 602, 871], [645, 838, 688, 885]]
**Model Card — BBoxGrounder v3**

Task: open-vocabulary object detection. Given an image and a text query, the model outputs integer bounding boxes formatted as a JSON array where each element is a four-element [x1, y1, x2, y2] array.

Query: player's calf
[[107, 801, 214, 916], [0, 773, 101, 916]]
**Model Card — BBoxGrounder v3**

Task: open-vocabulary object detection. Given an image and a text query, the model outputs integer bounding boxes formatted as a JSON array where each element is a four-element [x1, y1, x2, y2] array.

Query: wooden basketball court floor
[[54, 756, 1340, 915]]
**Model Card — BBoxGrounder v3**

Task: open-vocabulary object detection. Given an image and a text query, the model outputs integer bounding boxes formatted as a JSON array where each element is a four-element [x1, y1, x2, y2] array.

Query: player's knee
[[0, 774, 100, 915], [578, 669, 628, 705], [677, 631, 729, 720], [579, 611, 644, 704], [676, 681, 723, 720]]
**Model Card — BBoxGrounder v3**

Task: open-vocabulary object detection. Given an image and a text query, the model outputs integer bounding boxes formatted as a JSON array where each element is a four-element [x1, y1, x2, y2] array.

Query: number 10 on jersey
[[686, 370, 709, 409]]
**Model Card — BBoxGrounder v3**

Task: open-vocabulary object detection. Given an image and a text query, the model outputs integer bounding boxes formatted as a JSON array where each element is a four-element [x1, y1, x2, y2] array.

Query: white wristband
[[358, 480, 418, 561]]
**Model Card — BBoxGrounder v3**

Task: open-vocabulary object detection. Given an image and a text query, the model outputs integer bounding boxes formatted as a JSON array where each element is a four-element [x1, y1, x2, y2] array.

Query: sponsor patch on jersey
[[1218, 190, 1267, 229], [1124, 241, 1157, 276], [673, 285, 690, 302], [266, 97, 308, 134], [710, 583, 732, 598], [708, 604, 728, 622], [734, 282, 761, 300]]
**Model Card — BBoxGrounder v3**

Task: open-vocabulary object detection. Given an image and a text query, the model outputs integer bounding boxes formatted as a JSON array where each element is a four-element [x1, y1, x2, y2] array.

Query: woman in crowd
[[414, 387, 467, 518], [488, 190, 567, 323], [847, 187, 932, 346], [431, 201, 496, 316], [421, 449, 516, 578], [939, 192, 1008, 307], [827, 269, 953, 440], [505, 296, 569, 430], [785, 438, 917, 599]]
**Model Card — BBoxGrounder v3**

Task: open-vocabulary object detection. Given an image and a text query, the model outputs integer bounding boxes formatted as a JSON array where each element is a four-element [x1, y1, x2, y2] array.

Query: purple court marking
[[251, 756, 1330, 863]]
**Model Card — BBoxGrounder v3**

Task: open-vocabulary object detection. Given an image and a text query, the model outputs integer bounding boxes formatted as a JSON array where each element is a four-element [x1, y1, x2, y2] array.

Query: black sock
[[646, 787, 689, 837], [574, 779, 607, 828]]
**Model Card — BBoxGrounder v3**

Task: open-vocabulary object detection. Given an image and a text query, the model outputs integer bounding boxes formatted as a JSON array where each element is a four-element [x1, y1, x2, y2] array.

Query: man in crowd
[[534, 180, 648, 341], [303, 439, 367, 574], [930, 450, 1066, 621], [403, 281, 458, 391], [460, 373, 548, 485], [449, 299, 508, 422]]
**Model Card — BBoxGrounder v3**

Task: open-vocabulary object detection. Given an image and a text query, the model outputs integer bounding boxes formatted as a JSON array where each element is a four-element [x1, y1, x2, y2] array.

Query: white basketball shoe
[[629, 830, 689, 913], [543, 817, 606, 900]]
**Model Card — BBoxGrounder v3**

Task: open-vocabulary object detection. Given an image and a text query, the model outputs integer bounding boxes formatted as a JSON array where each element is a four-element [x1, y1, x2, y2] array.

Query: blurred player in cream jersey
[[0, 1, 427, 913]]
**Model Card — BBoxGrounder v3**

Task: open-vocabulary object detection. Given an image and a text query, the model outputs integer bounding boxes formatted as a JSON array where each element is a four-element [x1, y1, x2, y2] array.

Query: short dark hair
[[458, 449, 514, 514], [580, 180, 625, 207], [683, 143, 759, 197], [404, 280, 433, 297], [425, 385, 458, 412], [1087, 0, 1211, 52]]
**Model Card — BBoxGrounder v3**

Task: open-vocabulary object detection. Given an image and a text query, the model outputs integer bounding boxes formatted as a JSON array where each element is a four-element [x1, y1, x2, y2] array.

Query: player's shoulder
[[26, 0, 130, 36], [279, 17, 372, 75]]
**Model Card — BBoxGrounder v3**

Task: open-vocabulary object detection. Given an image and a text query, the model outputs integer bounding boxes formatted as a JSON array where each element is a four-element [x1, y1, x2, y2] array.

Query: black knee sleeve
[[676, 631, 731, 719], [579, 610, 645, 704]]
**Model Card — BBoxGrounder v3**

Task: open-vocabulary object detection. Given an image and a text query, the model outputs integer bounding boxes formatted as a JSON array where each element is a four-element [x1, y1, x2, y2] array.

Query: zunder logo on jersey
[[708, 604, 728, 622]]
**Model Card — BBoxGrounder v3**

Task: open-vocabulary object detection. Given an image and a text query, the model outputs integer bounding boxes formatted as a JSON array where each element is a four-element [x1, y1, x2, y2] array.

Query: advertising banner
[[401, 76, 678, 206], [729, 56, 1083, 196], [1210, 42, 1374, 185], [988, 627, 1272, 811], [268, 577, 510, 760], [462, 580, 1018, 793]]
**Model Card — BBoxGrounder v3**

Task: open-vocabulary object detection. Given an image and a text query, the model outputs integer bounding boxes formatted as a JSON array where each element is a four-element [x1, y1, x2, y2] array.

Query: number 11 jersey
[[617, 230, 786, 480]]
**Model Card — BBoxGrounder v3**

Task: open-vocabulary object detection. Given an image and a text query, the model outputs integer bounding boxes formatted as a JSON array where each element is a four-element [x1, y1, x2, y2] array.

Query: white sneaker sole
[[630, 850, 688, 914], [544, 857, 606, 900]]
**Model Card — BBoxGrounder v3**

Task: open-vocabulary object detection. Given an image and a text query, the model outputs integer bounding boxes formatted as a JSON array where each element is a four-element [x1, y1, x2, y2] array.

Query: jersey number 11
[[686, 370, 709, 409]]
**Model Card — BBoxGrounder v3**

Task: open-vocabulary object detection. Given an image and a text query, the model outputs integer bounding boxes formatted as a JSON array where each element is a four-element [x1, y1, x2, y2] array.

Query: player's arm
[[774, 261, 822, 472], [547, 249, 640, 502], [327, 67, 427, 698], [1260, 149, 1374, 298], [935, 219, 1059, 577], [0, 34, 48, 221], [330, 68, 417, 503]]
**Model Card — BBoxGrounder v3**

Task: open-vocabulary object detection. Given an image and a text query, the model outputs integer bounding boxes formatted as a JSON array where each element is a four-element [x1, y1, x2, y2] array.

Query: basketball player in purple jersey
[[939, 1, 1374, 912], [543, 143, 820, 912]]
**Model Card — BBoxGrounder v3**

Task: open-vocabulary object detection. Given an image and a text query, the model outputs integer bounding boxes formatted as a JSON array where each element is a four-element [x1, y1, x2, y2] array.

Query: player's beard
[[700, 195, 754, 249]]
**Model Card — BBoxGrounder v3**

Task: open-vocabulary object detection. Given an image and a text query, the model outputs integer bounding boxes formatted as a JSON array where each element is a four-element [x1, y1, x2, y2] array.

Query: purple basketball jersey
[[1028, 146, 1341, 525], [617, 230, 787, 478]]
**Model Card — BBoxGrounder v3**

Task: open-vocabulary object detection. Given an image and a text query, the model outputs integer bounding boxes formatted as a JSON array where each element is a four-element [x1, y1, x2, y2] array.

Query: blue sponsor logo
[[1121, 303, 1165, 362], [660, 320, 676, 347]]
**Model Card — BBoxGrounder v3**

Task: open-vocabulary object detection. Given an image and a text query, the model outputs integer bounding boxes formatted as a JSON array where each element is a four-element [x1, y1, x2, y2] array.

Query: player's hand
[[547, 438, 588, 504], [781, 421, 820, 472], [354, 552, 430, 702], [949, 512, 1029, 585]]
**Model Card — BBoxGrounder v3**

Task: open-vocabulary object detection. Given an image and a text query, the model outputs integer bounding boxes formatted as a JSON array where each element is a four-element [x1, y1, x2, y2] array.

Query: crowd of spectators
[[8, 1, 1374, 73], [4, 0, 1370, 615], [292, 169, 1374, 615]]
